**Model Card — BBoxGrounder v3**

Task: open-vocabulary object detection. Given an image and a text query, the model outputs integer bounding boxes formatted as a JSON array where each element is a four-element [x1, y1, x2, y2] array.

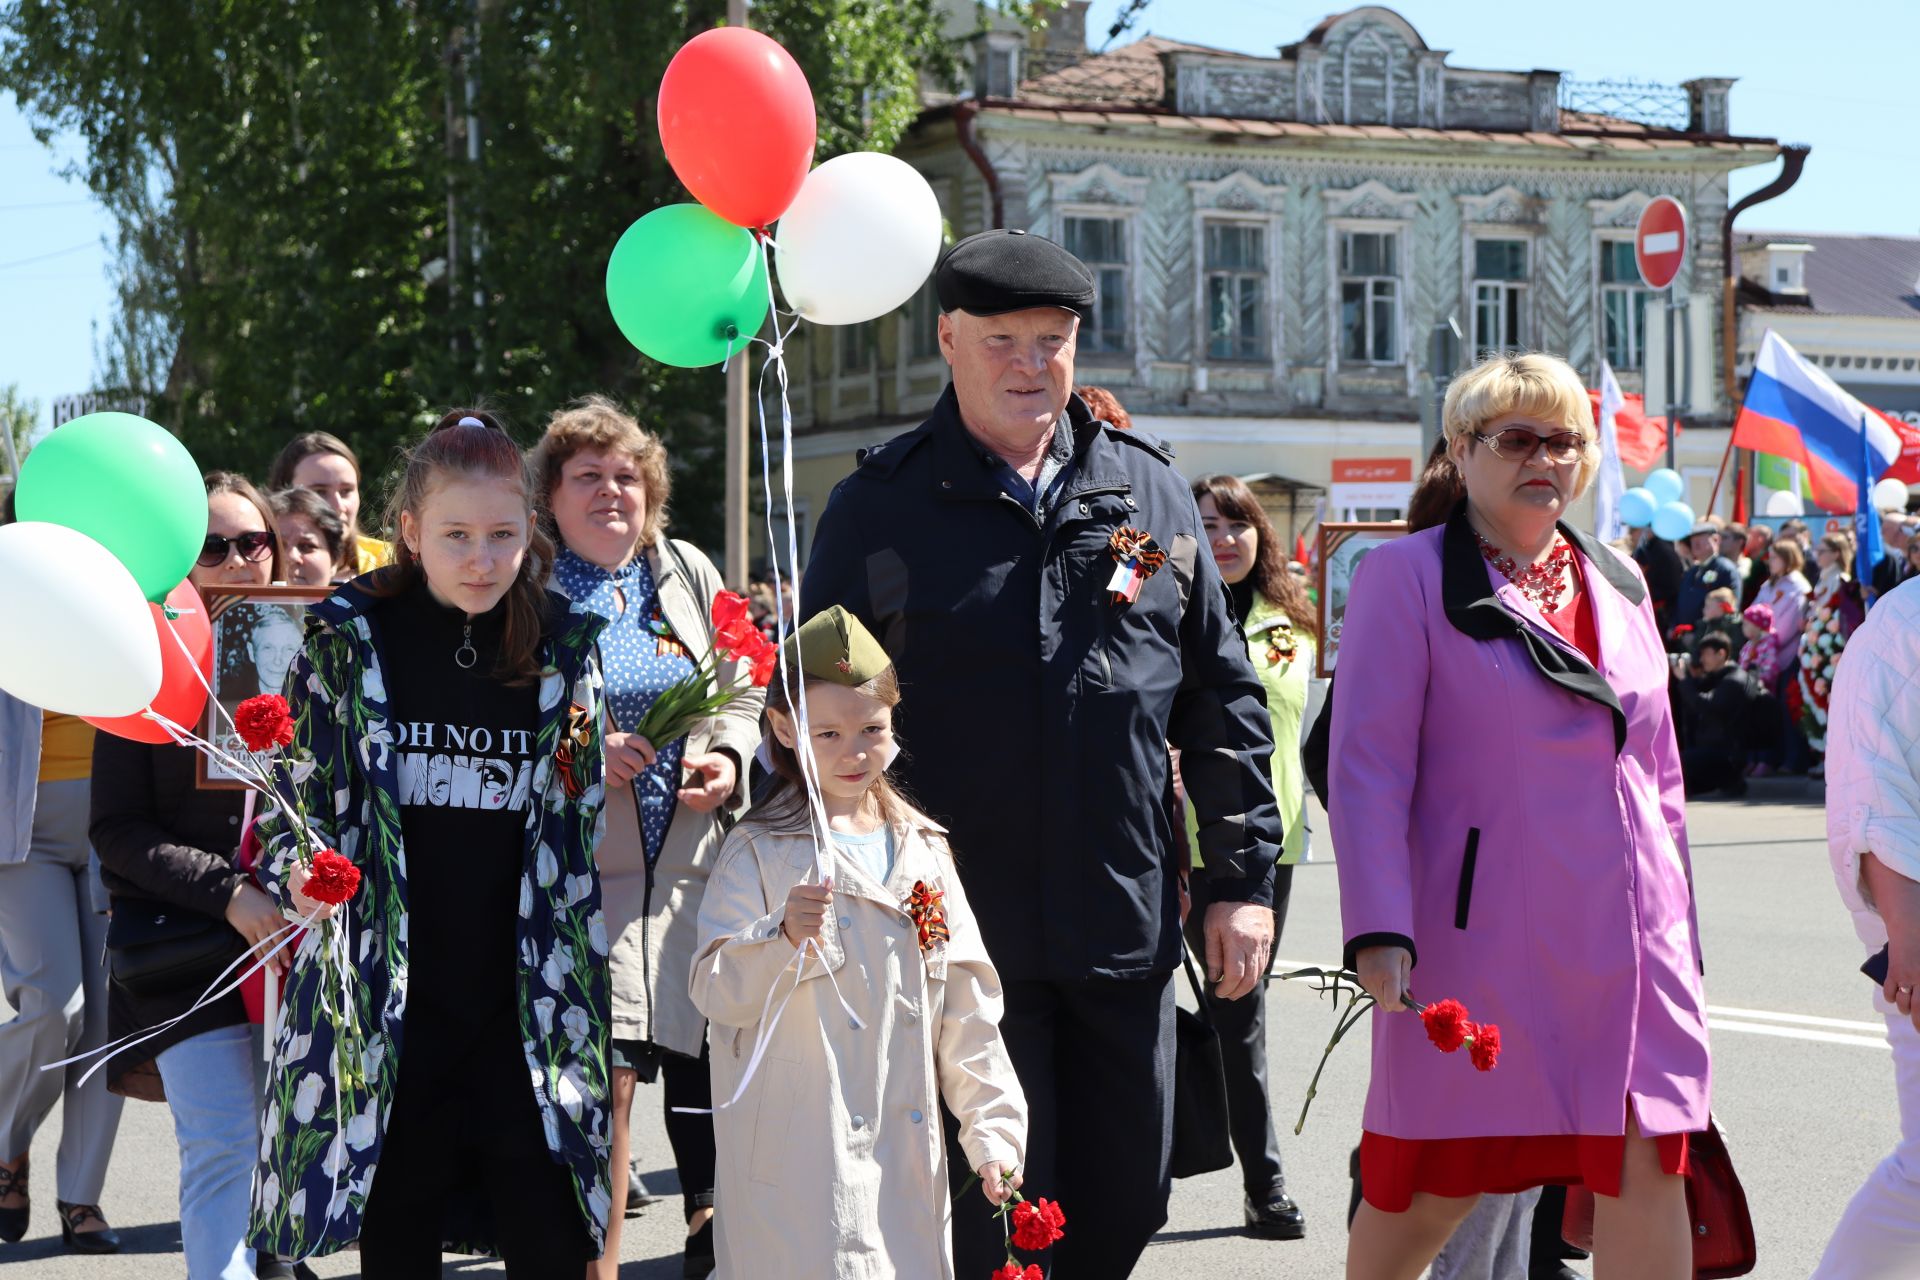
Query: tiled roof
[[987, 37, 1774, 153], [1738, 232, 1920, 320]]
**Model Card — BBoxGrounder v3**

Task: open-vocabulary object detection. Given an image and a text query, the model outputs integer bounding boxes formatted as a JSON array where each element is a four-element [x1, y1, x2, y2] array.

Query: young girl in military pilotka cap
[[690, 606, 1030, 1280]]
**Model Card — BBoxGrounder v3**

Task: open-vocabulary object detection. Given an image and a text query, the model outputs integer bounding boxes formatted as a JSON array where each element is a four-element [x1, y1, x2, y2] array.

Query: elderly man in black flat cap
[[803, 229, 1291, 1276]]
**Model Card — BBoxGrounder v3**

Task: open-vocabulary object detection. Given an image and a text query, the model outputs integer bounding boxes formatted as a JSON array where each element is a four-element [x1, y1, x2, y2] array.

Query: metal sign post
[[1635, 196, 1689, 473]]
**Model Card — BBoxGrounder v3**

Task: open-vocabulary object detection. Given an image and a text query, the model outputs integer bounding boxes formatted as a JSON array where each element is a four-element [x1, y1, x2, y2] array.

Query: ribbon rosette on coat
[[628, 590, 777, 753], [1277, 967, 1502, 1132]]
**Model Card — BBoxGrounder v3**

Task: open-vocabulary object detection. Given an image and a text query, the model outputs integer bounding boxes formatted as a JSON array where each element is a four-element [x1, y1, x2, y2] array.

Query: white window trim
[[1194, 211, 1283, 368], [1056, 204, 1138, 359], [1463, 226, 1540, 357], [1593, 230, 1652, 374], [1187, 171, 1288, 385], [1327, 218, 1412, 378], [894, 280, 945, 406], [830, 324, 878, 418]]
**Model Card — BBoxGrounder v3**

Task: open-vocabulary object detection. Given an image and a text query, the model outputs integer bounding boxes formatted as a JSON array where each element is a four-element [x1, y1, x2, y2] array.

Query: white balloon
[[773, 152, 944, 326], [0, 522, 163, 717], [1872, 477, 1910, 514], [1764, 490, 1804, 517]]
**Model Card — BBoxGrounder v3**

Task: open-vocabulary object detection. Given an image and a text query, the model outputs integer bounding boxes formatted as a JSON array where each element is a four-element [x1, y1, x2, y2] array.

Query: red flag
[[1731, 465, 1748, 525], [1878, 408, 1920, 486], [1587, 388, 1669, 472], [1293, 531, 1310, 566]]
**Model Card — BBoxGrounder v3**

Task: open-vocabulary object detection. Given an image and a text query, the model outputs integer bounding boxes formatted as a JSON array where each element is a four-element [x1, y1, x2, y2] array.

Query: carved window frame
[[1044, 164, 1149, 364], [1188, 172, 1287, 372], [1587, 192, 1657, 376], [1457, 188, 1543, 358], [1323, 183, 1417, 380], [1057, 207, 1136, 359]]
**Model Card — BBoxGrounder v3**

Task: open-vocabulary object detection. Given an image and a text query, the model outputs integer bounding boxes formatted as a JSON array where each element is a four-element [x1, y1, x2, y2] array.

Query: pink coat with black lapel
[[1330, 510, 1710, 1141]]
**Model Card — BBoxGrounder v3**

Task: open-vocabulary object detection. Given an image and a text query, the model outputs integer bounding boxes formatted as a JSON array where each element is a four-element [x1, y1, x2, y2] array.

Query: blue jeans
[[155, 1024, 257, 1280]]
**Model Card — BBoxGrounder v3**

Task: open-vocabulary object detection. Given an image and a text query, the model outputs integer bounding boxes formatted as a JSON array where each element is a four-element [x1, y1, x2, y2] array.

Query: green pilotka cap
[[783, 606, 892, 686]]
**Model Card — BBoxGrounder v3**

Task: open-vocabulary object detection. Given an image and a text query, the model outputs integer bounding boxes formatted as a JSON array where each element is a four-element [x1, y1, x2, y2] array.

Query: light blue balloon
[[1618, 487, 1657, 528], [1645, 468, 1686, 506], [1651, 500, 1696, 543]]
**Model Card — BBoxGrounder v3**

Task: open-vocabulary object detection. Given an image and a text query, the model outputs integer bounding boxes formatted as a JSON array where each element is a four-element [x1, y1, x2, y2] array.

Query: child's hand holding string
[[978, 1161, 1022, 1206], [779, 876, 832, 949]]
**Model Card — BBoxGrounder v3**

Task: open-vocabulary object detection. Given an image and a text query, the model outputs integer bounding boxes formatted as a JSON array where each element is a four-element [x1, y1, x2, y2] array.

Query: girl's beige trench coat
[[691, 813, 1028, 1280]]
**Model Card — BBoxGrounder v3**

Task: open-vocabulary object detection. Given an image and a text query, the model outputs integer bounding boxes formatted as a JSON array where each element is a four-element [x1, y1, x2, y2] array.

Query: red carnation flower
[[304, 849, 362, 906], [234, 694, 295, 753], [748, 640, 778, 689], [1010, 1197, 1066, 1252], [991, 1265, 1041, 1280], [1421, 998, 1471, 1054], [1468, 1022, 1502, 1072], [711, 592, 754, 653]]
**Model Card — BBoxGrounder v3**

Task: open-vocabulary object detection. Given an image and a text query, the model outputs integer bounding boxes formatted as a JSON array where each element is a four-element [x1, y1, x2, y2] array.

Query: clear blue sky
[[2, 1, 1911, 439]]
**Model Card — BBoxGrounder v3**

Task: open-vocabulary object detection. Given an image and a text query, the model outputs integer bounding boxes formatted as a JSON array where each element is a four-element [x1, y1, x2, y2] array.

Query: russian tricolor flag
[[1734, 330, 1901, 514]]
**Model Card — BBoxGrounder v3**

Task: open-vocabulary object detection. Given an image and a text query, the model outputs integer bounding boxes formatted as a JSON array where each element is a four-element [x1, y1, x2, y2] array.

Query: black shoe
[[1528, 1266, 1581, 1280], [1244, 1189, 1306, 1240], [683, 1217, 716, 1277], [56, 1201, 120, 1255], [0, 1160, 24, 1244], [627, 1180, 666, 1216]]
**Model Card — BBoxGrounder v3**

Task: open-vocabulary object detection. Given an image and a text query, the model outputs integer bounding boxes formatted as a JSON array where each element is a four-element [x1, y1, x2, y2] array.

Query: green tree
[[0, 1, 1045, 548], [0, 383, 39, 474]]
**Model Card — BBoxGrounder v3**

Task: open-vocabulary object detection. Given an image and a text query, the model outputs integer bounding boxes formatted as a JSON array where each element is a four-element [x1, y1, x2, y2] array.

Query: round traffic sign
[[1634, 196, 1689, 291]]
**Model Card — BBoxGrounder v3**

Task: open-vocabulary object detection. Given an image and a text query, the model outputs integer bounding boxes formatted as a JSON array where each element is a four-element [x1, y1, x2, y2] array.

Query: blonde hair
[[1705, 586, 1737, 614], [1443, 353, 1600, 499], [530, 394, 672, 550]]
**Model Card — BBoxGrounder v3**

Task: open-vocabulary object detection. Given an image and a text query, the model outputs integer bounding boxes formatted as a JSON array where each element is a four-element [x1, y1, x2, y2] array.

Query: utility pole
[[723, 0, 752, 591]]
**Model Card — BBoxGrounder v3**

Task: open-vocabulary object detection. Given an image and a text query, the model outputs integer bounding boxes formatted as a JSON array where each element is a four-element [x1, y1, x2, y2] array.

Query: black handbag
[[106, 897, 246, 999], [1169, 944, 1235, 1179]]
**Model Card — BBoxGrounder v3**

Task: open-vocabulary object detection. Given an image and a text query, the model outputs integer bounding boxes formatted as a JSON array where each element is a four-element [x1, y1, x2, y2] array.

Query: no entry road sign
[[1635, 196, 1689, 291]]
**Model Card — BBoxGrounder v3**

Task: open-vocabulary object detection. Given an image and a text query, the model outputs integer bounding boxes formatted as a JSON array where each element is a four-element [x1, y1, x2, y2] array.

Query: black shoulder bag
[[106, 898, 246, 999], [1169, 943, 1235, 1178]]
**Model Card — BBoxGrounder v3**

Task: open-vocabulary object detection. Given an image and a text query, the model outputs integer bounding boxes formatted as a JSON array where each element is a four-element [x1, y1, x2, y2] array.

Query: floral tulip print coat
[[246, 575, 613, 1259]]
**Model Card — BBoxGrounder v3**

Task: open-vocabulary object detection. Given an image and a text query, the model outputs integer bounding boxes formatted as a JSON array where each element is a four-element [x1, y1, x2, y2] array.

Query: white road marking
[[1708, 1018, 1888, 1050], [1273, 961, 1892, 1049], [1706, 1004, 1885, 1034], [1641, 230, 1680, 254]]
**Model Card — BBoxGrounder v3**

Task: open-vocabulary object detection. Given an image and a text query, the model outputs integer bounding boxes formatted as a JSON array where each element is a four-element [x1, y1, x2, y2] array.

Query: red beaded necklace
[[1476, 530, 1575, 613]]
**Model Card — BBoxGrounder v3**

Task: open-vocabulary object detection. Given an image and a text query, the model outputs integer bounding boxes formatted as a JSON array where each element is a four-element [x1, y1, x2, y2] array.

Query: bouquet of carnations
[[953, 1170, 1066, 1280], [629, 590, 778, 748], [220, 694, 367, 1087], [1278, 966, 1501, 1132]]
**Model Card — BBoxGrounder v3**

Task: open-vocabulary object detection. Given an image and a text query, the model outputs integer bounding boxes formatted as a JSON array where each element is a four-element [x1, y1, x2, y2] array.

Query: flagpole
[[1705, 430, 1739, 517]]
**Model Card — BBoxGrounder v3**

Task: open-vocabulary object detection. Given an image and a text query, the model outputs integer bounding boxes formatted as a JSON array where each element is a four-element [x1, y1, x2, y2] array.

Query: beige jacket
[[691, 810, 1027, 1280], [559, 538, 764, 1057]]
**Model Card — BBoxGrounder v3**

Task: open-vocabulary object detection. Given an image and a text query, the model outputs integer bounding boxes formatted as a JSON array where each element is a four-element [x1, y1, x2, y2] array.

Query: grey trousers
[[1430, 1189, 1541, 1280], [0, 779, 124, 1202]]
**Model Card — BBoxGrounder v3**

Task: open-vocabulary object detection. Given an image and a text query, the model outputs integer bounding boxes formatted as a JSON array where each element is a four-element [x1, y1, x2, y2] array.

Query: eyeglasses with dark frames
[[197, 530, 276, 567], [1469, 428, 1591, 466]]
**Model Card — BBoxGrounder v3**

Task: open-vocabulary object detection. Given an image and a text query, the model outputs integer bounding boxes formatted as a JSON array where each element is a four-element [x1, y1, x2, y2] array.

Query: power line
[[0, 240, 98, 271]]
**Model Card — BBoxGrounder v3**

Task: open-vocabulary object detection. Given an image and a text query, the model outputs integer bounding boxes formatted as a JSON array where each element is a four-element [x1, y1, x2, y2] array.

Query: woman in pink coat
[[1331, 353, 1710, 1280]]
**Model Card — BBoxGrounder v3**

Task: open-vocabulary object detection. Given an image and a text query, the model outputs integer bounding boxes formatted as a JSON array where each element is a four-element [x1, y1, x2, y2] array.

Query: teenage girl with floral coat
[[247, 411, 612, 1277]]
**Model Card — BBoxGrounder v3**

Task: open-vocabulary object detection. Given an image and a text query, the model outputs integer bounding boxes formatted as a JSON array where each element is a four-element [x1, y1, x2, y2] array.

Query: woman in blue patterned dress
[[533, 397, 762, 1279]]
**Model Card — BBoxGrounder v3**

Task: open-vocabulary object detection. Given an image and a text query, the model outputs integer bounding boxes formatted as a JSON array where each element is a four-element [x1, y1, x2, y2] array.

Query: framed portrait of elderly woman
[[197, 584, 331, 789], [1317, 522, 1407, 678]]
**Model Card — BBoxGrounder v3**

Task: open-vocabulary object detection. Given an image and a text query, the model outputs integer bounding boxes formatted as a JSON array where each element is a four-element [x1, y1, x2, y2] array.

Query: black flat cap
[[934, 228, 1096, 322]]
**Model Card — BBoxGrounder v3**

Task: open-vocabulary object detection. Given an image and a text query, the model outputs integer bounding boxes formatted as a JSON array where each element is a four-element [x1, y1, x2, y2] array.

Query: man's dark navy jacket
[[801, 386, 1282, 982]]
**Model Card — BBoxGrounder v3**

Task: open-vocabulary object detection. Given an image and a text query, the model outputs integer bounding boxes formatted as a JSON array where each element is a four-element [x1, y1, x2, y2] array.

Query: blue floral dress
[[553, 548, 697, 866]]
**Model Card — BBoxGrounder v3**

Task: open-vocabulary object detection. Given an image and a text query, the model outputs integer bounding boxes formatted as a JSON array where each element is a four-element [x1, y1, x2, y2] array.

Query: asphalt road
[[0, 781, 1890, 1279]]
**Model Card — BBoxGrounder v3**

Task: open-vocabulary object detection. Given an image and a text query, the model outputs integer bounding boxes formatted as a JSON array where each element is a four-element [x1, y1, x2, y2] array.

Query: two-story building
[[765, 5, 1785, 562]]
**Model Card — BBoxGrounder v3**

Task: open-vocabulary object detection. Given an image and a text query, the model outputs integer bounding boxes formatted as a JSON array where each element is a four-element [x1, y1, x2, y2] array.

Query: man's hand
[[605, 732, 657, 786], [978, 1161, 1023, 1207], [1203, 899, 1272, 1000], [677, 752, 738, 813], [1863, 852, 1920, 1035], [1354, 944, 1412, 1013]]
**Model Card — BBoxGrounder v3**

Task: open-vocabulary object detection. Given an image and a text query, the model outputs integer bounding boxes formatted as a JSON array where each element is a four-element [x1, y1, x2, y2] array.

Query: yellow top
[[352, 534, 393, 576], [38, 711, 96, 784]]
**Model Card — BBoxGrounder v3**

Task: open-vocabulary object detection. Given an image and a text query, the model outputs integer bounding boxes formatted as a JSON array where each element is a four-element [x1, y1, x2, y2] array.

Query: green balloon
[[16, 412, 208, 604], [606, 204, 770, 368]]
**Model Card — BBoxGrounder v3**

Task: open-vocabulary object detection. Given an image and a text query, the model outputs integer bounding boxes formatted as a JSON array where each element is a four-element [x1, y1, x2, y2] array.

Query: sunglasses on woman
[[1470, 428, 1591, 465], [198, 530, 276, 567]]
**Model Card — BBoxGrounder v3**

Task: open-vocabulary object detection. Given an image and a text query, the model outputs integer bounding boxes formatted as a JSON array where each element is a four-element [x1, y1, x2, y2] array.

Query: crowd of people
[[0, 225, 1916, 1280], [1628, 507, 1916, 798]]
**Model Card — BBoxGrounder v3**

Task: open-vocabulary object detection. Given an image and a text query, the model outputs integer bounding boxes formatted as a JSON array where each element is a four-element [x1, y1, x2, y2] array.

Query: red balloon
[[86, 580, 213, 745], [658, 28, 817, 230]]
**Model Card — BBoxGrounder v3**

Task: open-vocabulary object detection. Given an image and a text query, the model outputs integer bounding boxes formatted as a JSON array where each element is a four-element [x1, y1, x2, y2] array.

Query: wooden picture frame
[[1316, 521, 1408, 678], [196, 584, 332, 789]]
